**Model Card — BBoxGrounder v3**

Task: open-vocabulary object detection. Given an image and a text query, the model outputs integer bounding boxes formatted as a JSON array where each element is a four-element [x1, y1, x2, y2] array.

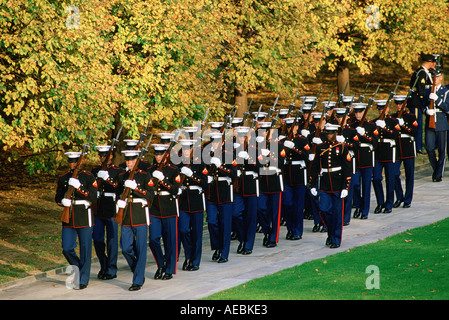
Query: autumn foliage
[[1, 0, 448, 173]]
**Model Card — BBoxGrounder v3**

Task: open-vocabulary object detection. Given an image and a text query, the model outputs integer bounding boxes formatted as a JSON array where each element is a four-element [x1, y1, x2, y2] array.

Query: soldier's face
[[69, 161, 77, 170], [326, 132, 336, 142], [355, 111, 363, 121], [126, 159, 137, 170], [155, 154, 164, 163]]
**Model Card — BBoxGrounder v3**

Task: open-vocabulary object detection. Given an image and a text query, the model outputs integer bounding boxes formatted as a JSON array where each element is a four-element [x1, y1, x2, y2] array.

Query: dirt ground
[[0, 61, 425, 284]]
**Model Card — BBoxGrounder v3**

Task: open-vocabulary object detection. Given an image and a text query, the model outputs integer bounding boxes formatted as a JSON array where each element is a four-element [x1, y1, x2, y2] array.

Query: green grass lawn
[[206, 218, 449, 300]]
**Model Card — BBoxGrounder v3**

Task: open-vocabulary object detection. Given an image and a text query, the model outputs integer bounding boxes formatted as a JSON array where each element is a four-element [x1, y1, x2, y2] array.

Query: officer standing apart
[[116, 150, 154, 291], [55, 151, 98, 289], [424, 70, 449, 182], [409, 54, 437, 154], [310, 123, 352, 248], [91, 145, 124, 280]]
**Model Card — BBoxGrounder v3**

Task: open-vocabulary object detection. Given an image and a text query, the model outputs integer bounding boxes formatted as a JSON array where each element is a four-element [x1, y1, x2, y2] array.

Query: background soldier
[[55, 151, 97, 289], [91, 145, 124, 280]]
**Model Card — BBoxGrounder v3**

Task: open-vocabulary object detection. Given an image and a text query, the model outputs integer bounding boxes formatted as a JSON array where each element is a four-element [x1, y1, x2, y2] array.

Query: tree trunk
[[234, 86, 248, 117], [337, 57, 350, 96]]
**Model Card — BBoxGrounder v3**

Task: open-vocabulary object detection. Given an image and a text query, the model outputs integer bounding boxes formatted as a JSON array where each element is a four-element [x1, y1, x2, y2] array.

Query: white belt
[[218, 177, 232, 184], [264, 166, 282, 174], [401, 134, 414, 141], [380, 138, 396, 146], [244, 171, 258, 178], [131, 198, 148, 206], [360, 143, 373, 150], [182, 185, 203, 192], [97, 192, 116, 200], [321, 166, 342, 173], [290, 160, 306, 168], [154, 191, 171, 196]]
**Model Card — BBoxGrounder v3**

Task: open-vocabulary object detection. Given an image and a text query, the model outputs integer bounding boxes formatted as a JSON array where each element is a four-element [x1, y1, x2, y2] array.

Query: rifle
[[61, 130, 94, 224], [428, 71, 438, 129], [97, 125, 123, 193], [114, 133, 153, 224], [398, 77, 419, 118], [358, 82, 370, 103], [268, 94, 280, 118], [158, 117, 186, 170], [330, 81, 348, 122], [242, 99, 253, 124], [360, 85, 380, 126], [338, 94, 355, 135], [379, 80, 400, 122]]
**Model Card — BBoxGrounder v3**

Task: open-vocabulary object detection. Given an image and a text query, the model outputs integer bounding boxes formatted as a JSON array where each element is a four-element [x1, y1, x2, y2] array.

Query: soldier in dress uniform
[[257, 121, 285, 248], [147, 143, 181, 280], [349, 103, 379, 219], [409, 53, 437, 154], [116, 150, 155, 291], [424, 71, 449, 182], [282, 118, 310, 240], [333, 107, 359, 225], [232, 126, 260, 255], [309, 123, 352, 248], [205, 131, 238, 263], [177, 138, 209, 271], [121, 139, 152, 171], [372, 99, 400, 214], [391, 95, 419, 208], [55, 151, 98, 289], [91, 145, 124, 280]]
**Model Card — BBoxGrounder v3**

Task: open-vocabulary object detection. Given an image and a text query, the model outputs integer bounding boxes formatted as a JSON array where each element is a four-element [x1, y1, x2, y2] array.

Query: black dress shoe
[[161, 273, 173, 280], [361, 215, 368, 220], [217, 257, 228, 263], [330, 243, 340, 249], [383, 208, 392, 214], [403, 203, 411, 208], [374, 205, 383, 214], [187, 265, 199, 271], [320, 226, 327, 233], [417, 149, 426, 155], [154, 267, 165, 279], [102, 273, 117, 280], [325, 237, 331, 246], [343, 221, 349, 226], [266, 241, 276, 248], [237, 242, 244, 254], [242, 248, 252, 255], [97, 271, 106, 279], [263, 234, 269, 246], [433, 177, 442, 182], [312, 224, 320, 232], [128, 283, 142, 291], [212, 250, 220, 261], [353, 208, 361, 219], [286, 231, 293, 240], [182, 259, 190, 270], [393, 200, 403, 208], [75, 284, 88, 290], [290, 235, 302, 240]]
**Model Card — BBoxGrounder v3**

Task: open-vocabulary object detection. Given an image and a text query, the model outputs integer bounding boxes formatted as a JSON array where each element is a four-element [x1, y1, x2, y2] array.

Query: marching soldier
[[257, 121, 285, 248], [177, 139, 209, 271], [391, 95, 419, 208], [409, 53, 437, 154], [424, 71, 449, 182], [349, 103, 378, 219], [205, 131, 238, 263], [309, 123, 352, 249], [147, 144, 181, 280], [372, 100, 400, 214], [116, 150, 154, 291], [91, 145, 124, 280], [282, 118, 310, 240], [55, 151, 98, 289], [233, 126, 260, 255]]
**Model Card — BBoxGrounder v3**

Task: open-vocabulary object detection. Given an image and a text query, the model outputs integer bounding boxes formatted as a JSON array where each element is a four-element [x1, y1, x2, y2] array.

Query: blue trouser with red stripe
[[258, 192, 282, 243], [149, 216, 178, 275], [283, 184, 306, 237], [318, 191, 344, 246]]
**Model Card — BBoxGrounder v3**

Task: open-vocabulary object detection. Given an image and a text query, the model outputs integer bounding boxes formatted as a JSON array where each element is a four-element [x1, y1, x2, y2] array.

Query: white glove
[[181, 166, 193, 177], [68, 178, 81, 189], [210, 157, 222, 167], [309, 154, 315, 161], [261, 149, 270, 156], [233, 142, 241, 149], [340, 189, 348, 198], [356, 127, 365, 136], [283, 140, 295, 149], [311, 188, 317, 196], [312, 137, 322, 145], [301, 129, 310, 137], [238, 151, 249, 160], [278, 135, 286, 140], [61, 198, 72, 207], [397, 118, 404, 126], [237, 169, 241, 177], [97, 170, 109, 180], [124, 179, 138, 190], [207, 176, 214, 183], [429, 92, 438, 100], [256, 136, 265, 143], [152, 170, 165, 180], [426, 109, 435, 116], [376, 120, 386, 128], [117, 199, 127, 209], [336, 135, 345, 143]]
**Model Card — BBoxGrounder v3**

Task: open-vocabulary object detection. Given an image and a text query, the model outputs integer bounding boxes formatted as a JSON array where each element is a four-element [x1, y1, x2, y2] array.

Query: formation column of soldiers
[[55, 53, 448, 291]]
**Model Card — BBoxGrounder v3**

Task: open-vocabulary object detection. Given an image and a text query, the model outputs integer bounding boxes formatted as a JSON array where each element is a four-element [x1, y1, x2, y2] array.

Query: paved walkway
[[1, 165, 448, 300]]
